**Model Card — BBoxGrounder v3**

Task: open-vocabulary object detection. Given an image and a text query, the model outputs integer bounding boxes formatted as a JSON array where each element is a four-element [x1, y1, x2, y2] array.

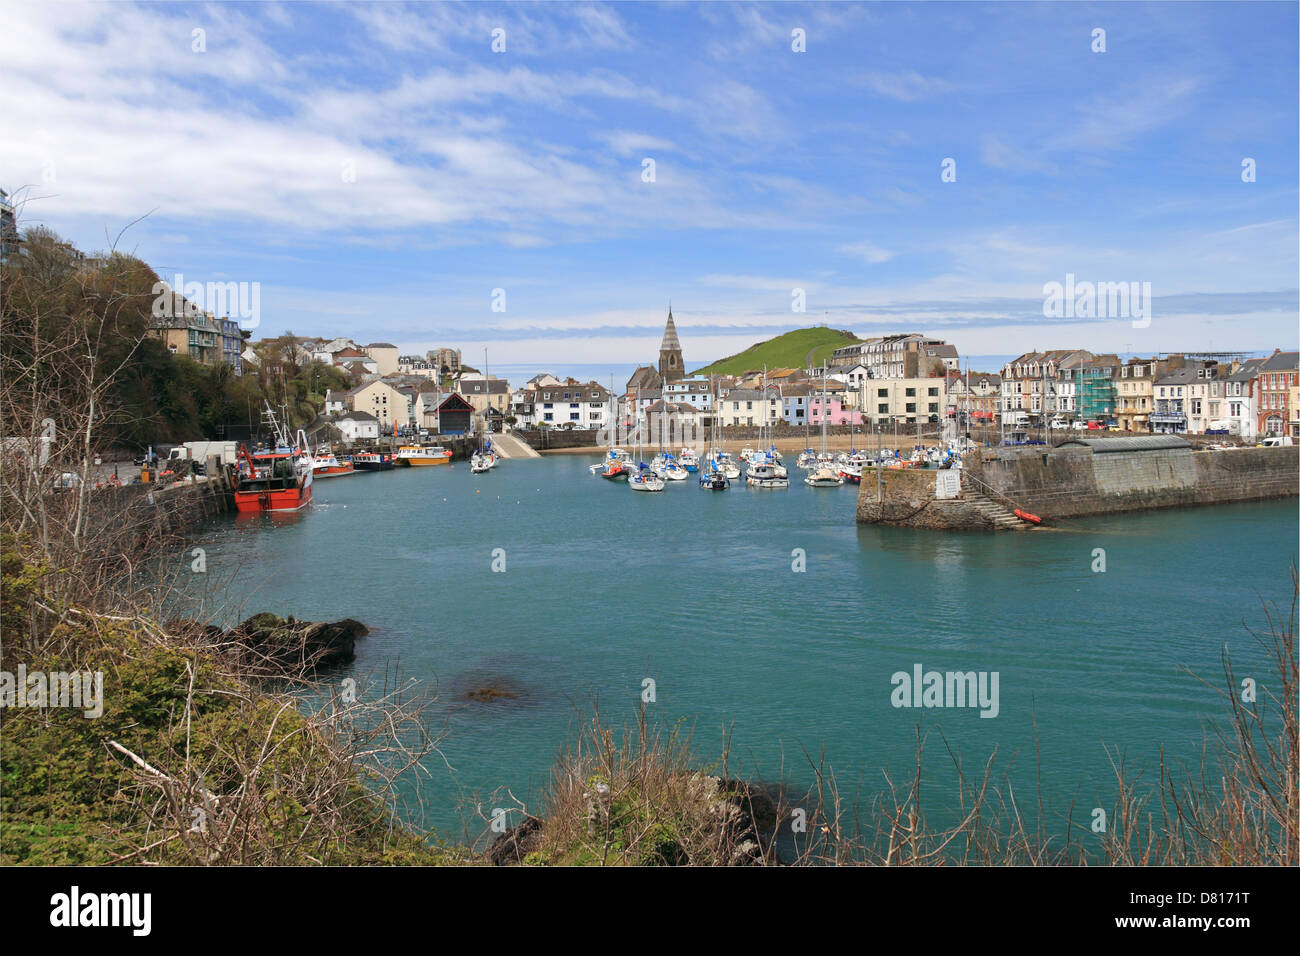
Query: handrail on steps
[[959, 469, 1030, 516]]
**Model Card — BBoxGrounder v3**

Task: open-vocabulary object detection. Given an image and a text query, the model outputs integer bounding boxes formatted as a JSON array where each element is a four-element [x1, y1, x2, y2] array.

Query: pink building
[[808, 396, 862, 425]]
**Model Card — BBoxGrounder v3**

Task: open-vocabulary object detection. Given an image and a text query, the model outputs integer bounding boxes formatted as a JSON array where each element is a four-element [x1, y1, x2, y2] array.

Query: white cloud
[[855, 70, 953, 102], [597, 131, 677, 157], [840, 241, 895, 264]]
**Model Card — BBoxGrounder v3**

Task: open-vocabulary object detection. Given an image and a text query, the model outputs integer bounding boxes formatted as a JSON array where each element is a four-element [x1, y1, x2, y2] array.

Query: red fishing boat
[[233, 407, 314, 513]]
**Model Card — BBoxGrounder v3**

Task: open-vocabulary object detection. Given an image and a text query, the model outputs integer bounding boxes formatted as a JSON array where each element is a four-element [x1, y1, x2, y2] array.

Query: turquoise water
[[193, 456, 1298, 845]]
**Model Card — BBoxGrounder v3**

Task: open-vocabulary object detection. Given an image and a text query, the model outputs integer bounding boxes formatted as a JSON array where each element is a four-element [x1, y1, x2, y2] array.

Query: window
[[905, 388, 916, 397], [906, 403, 916, 413], [928, 387, 938, 397], [878, 403, 888, 414], [929, 403, 938, 413]]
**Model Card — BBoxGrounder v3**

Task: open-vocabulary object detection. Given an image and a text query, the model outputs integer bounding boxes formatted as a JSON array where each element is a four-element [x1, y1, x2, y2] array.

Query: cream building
[[1115, 359, 1157, 433], [364, 343, 400, 377], [862, 377, 947, 425], [347, 380, 407, 431]]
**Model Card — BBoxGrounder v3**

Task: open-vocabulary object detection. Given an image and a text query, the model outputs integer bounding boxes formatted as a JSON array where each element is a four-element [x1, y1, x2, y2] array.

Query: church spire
[[658, 305, 684, 381]]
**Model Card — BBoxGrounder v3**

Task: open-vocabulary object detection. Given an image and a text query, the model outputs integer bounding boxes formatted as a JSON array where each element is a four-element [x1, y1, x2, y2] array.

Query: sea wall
[[855, 468, 997, 531], [857, 440, 1298, 529], [514, 429, 600, 450], [966, 444, 1297, 518]]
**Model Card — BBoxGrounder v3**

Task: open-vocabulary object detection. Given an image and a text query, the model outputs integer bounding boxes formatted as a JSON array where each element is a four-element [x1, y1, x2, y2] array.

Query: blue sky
[[4, 1, 1297, 380]]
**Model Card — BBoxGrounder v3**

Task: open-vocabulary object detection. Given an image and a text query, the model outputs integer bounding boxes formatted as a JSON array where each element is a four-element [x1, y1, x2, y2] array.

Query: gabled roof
[[463, 379, 510, 394], [437, 393, 475, 411], [626, 365, 662, 390], [1155, 367, 1199, 385], [337, 410, 378, 422], [1227, 357, 1266, 381], [1261, 350, 1299, 371]]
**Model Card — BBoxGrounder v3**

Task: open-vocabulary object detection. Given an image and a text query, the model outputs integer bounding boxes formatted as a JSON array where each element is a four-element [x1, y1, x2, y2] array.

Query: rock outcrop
[[228, 613, 368, 675]]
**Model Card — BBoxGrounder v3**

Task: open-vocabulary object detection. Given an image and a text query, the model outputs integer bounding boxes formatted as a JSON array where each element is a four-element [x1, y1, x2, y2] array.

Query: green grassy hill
[[691, 327, 861, 377]]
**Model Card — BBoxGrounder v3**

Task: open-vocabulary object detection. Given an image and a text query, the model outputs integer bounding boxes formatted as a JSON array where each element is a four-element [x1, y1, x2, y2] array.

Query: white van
[[1259, 435, 1293, 447]]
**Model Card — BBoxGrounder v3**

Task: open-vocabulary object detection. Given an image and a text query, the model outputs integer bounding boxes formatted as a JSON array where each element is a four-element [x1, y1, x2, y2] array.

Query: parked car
[[1259, 435, 1294, 447], [1071, 420, 1088, 431], [1049, 418, 1068, 430]]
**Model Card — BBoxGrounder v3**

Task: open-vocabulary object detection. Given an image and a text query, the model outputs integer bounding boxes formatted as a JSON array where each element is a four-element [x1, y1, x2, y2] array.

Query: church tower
[[658, 306, 684, 382]]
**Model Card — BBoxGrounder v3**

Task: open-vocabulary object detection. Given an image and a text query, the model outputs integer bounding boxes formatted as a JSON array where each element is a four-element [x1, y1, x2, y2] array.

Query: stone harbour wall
[[858, 441, 1298, 530], [855, 467, 999, 531]]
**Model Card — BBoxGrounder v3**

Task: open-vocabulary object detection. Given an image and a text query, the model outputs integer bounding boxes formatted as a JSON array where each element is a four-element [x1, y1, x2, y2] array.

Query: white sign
[[935, 470, 960, 499]]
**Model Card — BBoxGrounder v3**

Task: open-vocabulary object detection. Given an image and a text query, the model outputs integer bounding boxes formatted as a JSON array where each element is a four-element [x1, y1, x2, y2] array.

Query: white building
[[662, 378, 714, 411], [334, 411, 379, 443], [1224, 358, 1263, 438], [532, 381, 611, 429]]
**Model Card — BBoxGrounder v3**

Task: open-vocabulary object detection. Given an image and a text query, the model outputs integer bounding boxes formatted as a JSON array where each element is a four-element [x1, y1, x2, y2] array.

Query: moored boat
[[312, 452, 355, 478], [746, 462, 789, 488], [804, 465, 844, 487], [396, 444, 452, 466], [629, 466, 666, 492], [352, 451, 395, 471], [234, 441, 314, 513]]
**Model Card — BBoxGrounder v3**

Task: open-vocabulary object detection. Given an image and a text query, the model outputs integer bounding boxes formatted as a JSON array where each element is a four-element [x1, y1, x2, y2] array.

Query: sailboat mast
[[821, 362, 828, 454]]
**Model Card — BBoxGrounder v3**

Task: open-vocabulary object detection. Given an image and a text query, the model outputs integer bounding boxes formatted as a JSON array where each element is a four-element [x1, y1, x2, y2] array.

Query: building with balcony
[[1152, 367, 1198, 433]]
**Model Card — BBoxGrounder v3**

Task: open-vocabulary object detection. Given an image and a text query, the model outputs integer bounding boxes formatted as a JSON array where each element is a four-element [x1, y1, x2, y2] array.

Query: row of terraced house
[[999, 349, 1300, 439]]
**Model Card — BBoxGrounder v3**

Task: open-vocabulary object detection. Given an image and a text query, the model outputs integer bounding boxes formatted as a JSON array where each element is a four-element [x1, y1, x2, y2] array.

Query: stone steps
[[966, 491, 1032, 530]]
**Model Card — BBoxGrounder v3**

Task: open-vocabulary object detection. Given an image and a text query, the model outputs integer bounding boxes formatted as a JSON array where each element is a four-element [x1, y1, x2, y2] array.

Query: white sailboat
[[628, 419, 664, 492], [699, 375, 729, 490], [805, 363, 844, 487]]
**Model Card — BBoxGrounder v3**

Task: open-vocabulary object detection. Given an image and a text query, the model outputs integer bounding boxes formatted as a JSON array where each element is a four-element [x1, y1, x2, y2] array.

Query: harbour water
[[193, 455, 1297, 843]]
